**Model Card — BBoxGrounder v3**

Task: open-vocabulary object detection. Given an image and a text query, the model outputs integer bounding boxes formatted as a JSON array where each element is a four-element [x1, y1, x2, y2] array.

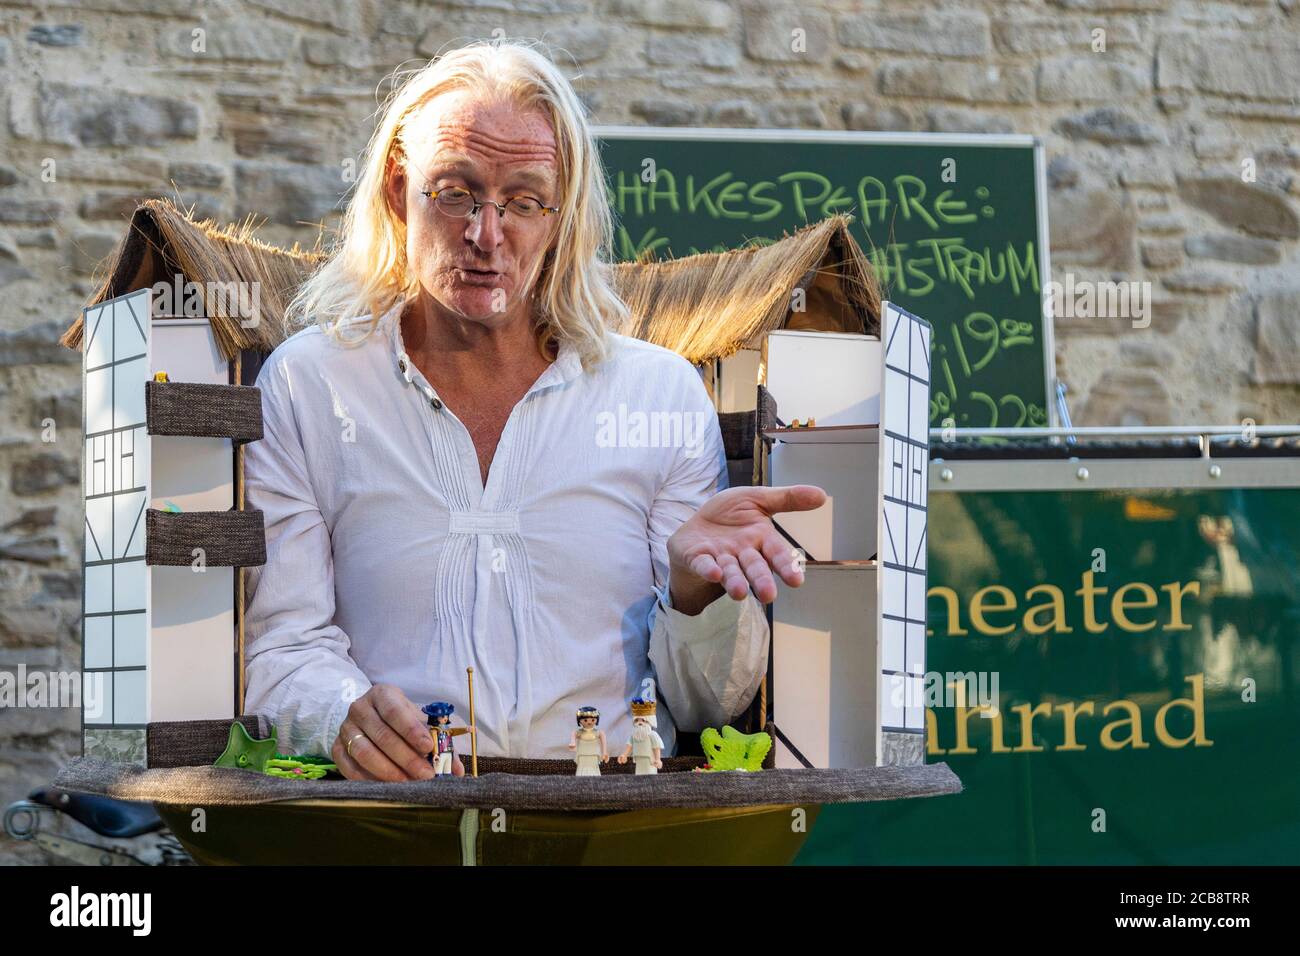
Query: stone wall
[[0, 0, 1298, 861]]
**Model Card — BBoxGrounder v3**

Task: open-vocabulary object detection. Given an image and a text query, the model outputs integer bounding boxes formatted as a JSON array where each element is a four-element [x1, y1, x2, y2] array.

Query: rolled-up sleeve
[[242, 356, 370, 757], [645, 369, 770, 733]]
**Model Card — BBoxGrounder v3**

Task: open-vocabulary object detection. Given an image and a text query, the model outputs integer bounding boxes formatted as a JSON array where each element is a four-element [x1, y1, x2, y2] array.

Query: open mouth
[[454, 267, 504, 285]]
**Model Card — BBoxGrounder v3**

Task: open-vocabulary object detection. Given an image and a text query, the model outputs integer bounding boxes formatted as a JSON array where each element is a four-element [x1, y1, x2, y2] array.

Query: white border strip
[[931, 457, 1300, 492], [931, 425, 1300, 439], [1032, 138, 1057, 428], [596, 125, 1039, 148]]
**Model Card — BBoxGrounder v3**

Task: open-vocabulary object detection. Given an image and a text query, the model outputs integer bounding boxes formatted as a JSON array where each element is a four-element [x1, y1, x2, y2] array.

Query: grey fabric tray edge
[[56, 757, 961, 812]]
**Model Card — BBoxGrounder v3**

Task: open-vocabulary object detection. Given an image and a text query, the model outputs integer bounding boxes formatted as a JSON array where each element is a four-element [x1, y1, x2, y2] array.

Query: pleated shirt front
[[243, 310, 769, 759]]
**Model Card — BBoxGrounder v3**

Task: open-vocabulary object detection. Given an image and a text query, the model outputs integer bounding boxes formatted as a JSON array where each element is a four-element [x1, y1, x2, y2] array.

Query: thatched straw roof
[[58, 199, 322, 361], [611, 215, 879, 363], [59, 201, 879, 364]]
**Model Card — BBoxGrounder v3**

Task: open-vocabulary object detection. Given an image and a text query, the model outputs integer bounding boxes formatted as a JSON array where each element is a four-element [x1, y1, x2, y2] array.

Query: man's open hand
[[667, 484, 826, 614]]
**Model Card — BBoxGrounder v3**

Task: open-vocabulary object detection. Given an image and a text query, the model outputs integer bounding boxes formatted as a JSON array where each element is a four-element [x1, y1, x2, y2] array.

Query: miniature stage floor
[[57, 757, 962, 865]]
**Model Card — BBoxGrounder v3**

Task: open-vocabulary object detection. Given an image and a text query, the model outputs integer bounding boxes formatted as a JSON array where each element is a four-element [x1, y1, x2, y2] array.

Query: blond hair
[[289, 39, 623, 367]]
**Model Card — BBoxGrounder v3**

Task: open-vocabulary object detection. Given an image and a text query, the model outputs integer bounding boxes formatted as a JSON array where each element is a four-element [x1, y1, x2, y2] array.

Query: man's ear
[[384, 152, 408, 225]]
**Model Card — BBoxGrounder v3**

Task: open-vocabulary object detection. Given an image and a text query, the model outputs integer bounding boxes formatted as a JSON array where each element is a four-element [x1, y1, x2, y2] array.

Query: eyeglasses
[[419, 185, 560, 222]]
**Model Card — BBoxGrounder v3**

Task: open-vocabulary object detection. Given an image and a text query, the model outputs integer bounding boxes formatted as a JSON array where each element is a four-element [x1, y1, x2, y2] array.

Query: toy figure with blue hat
[[422, 700, 475, 777]]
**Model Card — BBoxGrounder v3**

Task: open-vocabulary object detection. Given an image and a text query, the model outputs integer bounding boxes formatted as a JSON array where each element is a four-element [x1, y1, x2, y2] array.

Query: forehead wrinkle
[[432, 125, 557, 162], [422, 142, 557, 195]]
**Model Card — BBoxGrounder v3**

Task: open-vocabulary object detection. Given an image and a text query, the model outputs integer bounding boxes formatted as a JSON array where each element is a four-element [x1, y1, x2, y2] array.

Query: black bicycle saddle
[[28, 786, 163, 838]]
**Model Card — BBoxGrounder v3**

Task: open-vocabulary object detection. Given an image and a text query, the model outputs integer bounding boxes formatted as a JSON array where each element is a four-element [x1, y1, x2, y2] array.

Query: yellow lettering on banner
[[1161, 580, 1199, 631], [1113, 581, 1158, 632], [970, 585, 1017, 635], [925, 676, 1213, 755], [931, 576, 1201, 637], [926, 708, 945, 755], [1155, 674, 1213, 748], [1023, 584, 1073, 634], [1009, 701, 1052, 752], [949, 678, 1010, 754], [1075, 570, 1109, 634], [1100, 699, 1149, 750], [1057, 700, 1095, 752]]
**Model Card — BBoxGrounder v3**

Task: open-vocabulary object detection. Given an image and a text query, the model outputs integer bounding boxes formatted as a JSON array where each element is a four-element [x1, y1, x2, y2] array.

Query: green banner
[[797, 487, 1300, 864]]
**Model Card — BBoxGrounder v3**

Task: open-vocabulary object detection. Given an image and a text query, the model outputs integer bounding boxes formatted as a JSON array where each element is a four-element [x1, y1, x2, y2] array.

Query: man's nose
[[465, 203, 504, 250]]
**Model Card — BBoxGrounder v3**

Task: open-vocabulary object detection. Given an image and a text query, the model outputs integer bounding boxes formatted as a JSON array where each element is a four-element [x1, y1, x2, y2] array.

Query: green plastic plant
[[213, 722, 337, 778], [698, 725, 772, 771]]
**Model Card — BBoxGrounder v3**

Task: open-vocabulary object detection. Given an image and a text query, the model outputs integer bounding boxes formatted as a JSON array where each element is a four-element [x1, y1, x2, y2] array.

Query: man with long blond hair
[[243, 39, 824, 780]]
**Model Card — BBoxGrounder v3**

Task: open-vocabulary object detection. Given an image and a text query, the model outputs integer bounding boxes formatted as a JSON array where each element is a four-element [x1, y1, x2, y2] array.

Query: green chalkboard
[[597, 128, 1054, 429]]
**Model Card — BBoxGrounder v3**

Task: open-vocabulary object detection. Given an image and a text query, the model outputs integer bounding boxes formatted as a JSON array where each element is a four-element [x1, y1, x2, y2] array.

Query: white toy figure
[[568, 705, 608, 776], [619, 697, 665, 775]]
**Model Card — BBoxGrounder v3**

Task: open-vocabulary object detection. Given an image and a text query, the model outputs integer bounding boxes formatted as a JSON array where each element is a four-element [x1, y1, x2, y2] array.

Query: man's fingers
[[350, 685, 433, 780], [335, 723, 405, 780], [370, 684, 433, 757], [332, 735, 378, 781], [355, 707, 434, 781], [714, 553, 750, 601], [761, 534, 806, 587], [688, 552, 724, 584], [736, 546, 777, 603], [752, 484, 827, 516]]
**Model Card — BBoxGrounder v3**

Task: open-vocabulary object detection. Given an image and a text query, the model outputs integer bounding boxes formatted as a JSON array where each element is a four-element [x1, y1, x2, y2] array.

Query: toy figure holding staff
[[421, 701, 473, 777]]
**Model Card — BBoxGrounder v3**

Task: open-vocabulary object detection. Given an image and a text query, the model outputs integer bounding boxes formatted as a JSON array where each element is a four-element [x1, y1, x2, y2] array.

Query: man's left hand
[[667, 484, 826, 614]]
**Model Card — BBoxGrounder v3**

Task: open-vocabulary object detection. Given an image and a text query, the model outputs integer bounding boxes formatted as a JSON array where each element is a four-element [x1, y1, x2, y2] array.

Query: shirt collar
[[388, 306, 585, 395]]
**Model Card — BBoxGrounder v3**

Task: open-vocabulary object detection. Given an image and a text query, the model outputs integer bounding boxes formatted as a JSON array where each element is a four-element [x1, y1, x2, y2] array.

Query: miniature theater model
[[56, 202, 958, 865], [715, 303, 933, 769], [80, 287, 265, 762]]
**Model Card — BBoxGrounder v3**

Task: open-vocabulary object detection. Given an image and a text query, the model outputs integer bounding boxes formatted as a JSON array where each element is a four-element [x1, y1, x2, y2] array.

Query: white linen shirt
[[242, 309, 770, 760]]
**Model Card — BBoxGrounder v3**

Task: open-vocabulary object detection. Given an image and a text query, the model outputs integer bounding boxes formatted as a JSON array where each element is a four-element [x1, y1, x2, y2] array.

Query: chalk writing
[[610, 169, 999, 234], [601, 137, 1047, 429], [930, 313, 1047, 428]]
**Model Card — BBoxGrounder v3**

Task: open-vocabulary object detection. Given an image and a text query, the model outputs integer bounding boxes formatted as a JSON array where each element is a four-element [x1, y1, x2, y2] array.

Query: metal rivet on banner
[[1076, 466, 1089, 480], [1209, 464, 1221, 479]]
